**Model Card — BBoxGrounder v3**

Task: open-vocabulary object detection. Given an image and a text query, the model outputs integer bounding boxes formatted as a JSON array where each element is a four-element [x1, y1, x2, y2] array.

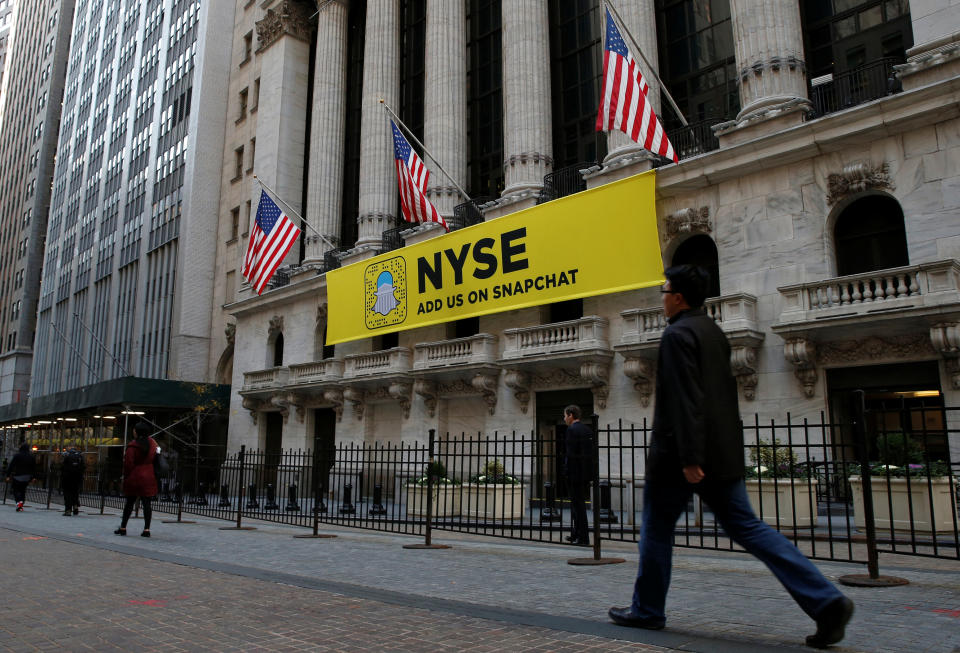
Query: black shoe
[[114, 528, 126, 536], [63, 510, 71, 516], [141, 530, 150, 538], [73, 508, 79, 515], [564, 535, 576, 542], [806, 596, 854, 649], [575, 539, 590, 546], [608, 607, 665, 630]]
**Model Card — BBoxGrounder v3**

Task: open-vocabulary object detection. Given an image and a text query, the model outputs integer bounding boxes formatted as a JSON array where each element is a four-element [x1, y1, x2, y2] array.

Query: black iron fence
[[665, 120, 721, 159], [8, 407, 958, 567], [808, 57, 902, 118], [536, 162, 593, 204]]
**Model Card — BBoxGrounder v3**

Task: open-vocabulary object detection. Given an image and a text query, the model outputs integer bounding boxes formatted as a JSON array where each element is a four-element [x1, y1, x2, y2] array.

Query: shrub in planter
[[744, 439, 817, 528], [405, 460, 460, 517], [464, 459, 524, 520]]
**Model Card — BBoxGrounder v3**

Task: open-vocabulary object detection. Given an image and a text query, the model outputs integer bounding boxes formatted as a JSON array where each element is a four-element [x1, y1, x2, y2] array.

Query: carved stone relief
[[241, 397, 262, 424], [664, 207, 711, 240], [826, 162, 893, 206], [225, 322, 236, 347], [622, 357, 655, 407], [413, 379, 438, 418], [343, 387, 365, 421], [504, 370, 531, 413], [268, 315, 284, 338], [471, 373, 499, 415], [730, 346, 759, 401], [784, 338, 818, 398], [255, 0, 313, 53]]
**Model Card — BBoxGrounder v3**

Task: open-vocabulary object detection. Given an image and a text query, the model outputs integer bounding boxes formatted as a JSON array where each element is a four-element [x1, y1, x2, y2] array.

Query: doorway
[[263, 412, 283, 487], [312, 408, 337, 498], [534, 388, 594, 498]]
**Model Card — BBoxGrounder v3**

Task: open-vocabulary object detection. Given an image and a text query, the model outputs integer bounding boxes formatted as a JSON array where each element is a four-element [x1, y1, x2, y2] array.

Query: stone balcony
[[285, 359, 346, 422], [771, 259, 960, 396], [412, 334, 500, 416], [615, 294, 765, 403], [341, 347, 414, 420], [498, 316, 614, 412], [239, 367, 290, 423], [289, 359, 344, 385]]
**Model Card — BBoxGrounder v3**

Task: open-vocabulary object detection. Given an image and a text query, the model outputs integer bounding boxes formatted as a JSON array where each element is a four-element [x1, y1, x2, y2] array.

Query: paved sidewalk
[[1, 500, 958, 652]]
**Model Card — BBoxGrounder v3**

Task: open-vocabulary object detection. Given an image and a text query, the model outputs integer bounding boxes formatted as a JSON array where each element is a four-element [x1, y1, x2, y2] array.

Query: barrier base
[[567, 557, 626, 566], [839, 574, 909, 587]]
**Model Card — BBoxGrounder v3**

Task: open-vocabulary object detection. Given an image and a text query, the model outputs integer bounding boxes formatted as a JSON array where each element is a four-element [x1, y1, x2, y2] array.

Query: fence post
[[162, 466, 196, 524], [540, 481, 561, 521], [838, 390, 907, 587], [568, 414, 624, 566], [294, 446, 337, 538], [221, 446, 256, 531], [404, 429, 450, 549]]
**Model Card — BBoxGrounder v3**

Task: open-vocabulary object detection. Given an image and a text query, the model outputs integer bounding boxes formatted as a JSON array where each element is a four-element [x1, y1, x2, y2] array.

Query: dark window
[[400, 0, 426, 143], [834, 195, 908, 276], [548, 0, 605, 168], [546, 298, 583, 324], [273, 333, 284, 367], [450, 316, 480, 339], [671, 234, 720, 298], [656, 0, 738, 129], [376, 332, 399, 350], [467, 0, 504, 198], [340, 0, 366, 248]]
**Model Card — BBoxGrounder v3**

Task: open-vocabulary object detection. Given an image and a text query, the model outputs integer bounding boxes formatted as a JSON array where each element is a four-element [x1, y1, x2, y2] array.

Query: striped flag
[[241, 190, 301, 295], [596, 8, 677, 163], [391, 120, 449, 232]]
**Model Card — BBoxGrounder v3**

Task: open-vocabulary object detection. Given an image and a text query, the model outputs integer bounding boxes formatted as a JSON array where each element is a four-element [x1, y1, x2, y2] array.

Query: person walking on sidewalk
[[4, 443, 35, 511], [608, 265, 854, 649], [61, 447, 85, 516], [563, 405, 592, 546], [115, 422, 157, 538]]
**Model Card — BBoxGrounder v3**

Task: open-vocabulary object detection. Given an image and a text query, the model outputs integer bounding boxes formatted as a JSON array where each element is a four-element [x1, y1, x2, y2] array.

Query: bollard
[[368, 483, 387, 515], [339, 483, 356, 514], [597, 479, 618, 523], [264, 484, 279, 510], [218, 484, 231, 508], [245, 483, 259, 509], [161, 479, 174, 503], [540, 481, 562, 521], [285, 484, 301, 512], [191, 482, 209, 506], [313, 485, 328, 514]]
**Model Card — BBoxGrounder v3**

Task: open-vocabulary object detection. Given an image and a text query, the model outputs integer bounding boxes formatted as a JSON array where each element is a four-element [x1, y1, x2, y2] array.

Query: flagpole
[[378, 99, 473, 204], [252, 175, 339, 251], [603, 0, 688, 127]]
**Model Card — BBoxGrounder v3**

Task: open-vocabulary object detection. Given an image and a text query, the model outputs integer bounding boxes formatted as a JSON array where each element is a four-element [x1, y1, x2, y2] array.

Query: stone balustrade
[[413, 334, 498, 370], [501, 316, 609, 360], [343, 347, 413, 379], [289, 359, 344, 384], [241, 366, 290, 392], [619, 293, 760, 346]]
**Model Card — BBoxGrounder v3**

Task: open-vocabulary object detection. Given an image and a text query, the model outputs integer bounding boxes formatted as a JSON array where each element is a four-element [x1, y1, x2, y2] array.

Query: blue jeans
[[631, 477, 843, 624]]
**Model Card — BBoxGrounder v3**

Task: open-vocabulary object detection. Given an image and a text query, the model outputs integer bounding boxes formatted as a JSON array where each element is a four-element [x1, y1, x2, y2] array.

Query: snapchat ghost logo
[[364, 257, 407, 329]]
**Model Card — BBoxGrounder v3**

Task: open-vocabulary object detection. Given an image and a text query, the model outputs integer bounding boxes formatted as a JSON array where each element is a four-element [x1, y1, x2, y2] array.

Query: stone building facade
[[220, 0, 960, 475]]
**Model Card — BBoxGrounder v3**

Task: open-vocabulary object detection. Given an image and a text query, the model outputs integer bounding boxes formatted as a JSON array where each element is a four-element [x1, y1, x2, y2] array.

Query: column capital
[[256, 0, 313, 53]]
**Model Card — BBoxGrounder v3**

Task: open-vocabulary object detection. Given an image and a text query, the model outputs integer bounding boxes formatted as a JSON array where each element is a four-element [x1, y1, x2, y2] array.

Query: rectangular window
[[252, 78, 260, 111], [242, 31, 253, 63], [230, 207, 240, 241], [243, 200, 252, 237], [233, 146, 244, 180], [248, 137, 256, 172], [238, 87, 248, 120]]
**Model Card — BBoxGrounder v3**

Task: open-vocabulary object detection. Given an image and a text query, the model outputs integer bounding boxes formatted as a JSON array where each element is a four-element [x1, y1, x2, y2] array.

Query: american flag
[[596, 9, 678, 163], [241, 190, 301, 295], [391, 120, 449, 231]]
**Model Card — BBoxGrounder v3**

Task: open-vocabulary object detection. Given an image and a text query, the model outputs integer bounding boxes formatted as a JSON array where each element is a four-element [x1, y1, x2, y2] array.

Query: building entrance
[[534, 388, 593, 498], [312, 408, 337, 497]]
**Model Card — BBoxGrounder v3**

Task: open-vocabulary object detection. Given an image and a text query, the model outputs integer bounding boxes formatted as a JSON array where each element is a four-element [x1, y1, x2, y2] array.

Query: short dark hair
[[133, 421, 151, 436], [564, 404, 581, 420], [664, 264, 710, 308]]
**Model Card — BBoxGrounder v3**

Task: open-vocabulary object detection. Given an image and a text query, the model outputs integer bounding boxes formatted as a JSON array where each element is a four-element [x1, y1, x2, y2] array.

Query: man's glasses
[[660, 289, 678, 294]]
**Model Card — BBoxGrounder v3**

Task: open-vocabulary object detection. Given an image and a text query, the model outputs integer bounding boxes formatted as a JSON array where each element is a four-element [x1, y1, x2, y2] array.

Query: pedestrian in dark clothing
[[562, 405, 592, 546], [115, 422, 158, 537], [609, 265, 854, 649], [61, 447, 85, 516], [5, 443, 35, 511]]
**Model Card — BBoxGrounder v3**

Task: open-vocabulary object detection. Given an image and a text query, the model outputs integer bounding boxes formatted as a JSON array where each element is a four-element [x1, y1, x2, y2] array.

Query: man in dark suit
[[562, 404, 592, 546], [608, 265, 854, 649]]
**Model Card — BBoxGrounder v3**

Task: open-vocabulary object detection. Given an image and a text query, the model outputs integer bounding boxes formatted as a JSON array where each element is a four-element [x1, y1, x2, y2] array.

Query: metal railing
[[11, 405, 957, 566], [808, 57, 902, 118], [381, 226, 403, 253], [665, 119, 721, 159], [537, 162, 593, 204], [451, 197, 492, 231]]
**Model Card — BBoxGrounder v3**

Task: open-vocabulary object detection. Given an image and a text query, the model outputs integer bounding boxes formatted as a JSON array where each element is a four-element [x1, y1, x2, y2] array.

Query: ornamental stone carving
[[826, 162, 893, 206], [268, 315, 284, 338], [316, 303, 328, 325], [730, 346, 759, 400], [225, 323, 236, 347], [931, 323, 960, 389], [664, 207, 711, 240], [285, 393, 306, 423], [389, 381, 413, 419], [270, 394, 291, 423], [323, 388, 344, 422], [241, 397, 262, 424], [256, 0, 313, 53], [343, 387, 365, 421], [817, 335, 935, 364], [413, 379, 438, 418], [579, 361, 610, 409], [622, 357, 655, 407], [471, 373, 498, 415], [504, 370, 531, 413], [784, 338, 817, 398]]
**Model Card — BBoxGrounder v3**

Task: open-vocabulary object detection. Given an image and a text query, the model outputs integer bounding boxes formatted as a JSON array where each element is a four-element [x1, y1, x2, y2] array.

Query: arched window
[[315, 323, 335, 360], [272, 332, 284, 367], [671, 234, 721, 298], [834, 196, 908, 276]]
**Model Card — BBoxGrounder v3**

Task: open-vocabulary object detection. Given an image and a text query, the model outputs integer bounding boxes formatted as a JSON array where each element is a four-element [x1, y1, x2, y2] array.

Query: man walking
[[562, 405, 593, 546], [61, 447, 85, 515], [608, 265, 854, 649]]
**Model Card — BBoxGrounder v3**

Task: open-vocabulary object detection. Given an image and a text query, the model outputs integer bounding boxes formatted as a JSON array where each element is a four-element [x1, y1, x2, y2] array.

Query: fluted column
[[304, 0, 349, 264], [729, 0, 809, 124], [423, 0, 466, 219], [603, 0, 660, 166], [251, 0, 312, 273], [356, 0, 400, 248], [500, 0, 552, 199]]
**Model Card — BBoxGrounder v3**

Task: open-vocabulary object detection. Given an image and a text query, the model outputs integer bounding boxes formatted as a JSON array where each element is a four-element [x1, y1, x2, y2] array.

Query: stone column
[[718, 0, 809, 143], [500, 0, 552, 205], [252, 1, 312, 266], [356, 0, 400, 249], [602, 0, 661, 167], [304, 0, 349, 264], [423, 0, 466, 221]]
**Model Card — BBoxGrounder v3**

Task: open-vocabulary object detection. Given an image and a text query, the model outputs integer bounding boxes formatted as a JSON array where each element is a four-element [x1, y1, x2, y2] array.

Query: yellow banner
[[325, 170, 663, 345]]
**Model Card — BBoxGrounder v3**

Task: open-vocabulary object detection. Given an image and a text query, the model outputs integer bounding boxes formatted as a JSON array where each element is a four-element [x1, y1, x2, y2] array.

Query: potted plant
[[463, 459, 525, 520], [744, 439, 818, 528], [847, 432, 954, 533], [404, 460, 460, 518]]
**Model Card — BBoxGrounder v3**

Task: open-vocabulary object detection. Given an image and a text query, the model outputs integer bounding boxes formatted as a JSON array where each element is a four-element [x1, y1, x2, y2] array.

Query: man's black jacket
[[564, 420, 593, 482], [648, 307, 744, 482]]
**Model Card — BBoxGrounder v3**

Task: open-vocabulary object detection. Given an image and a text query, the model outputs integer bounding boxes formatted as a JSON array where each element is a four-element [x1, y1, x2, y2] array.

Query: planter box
[[462, 483, 525, 520], [849, 476, 956, 533], [404, 484, 460, 518], [745, 479, 818, 528]]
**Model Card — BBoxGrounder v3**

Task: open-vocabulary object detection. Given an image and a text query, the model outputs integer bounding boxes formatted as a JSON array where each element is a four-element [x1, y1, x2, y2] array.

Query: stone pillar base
[[899, 34, 960, 91], [715, 101, 808, 147]]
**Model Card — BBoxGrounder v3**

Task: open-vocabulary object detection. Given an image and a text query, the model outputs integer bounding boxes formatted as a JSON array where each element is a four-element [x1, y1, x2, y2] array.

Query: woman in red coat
[[114, 422, 158, 537]]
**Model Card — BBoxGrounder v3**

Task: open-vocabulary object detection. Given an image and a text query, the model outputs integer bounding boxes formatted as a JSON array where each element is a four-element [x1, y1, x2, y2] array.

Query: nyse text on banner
[[325, 170, 663, 345]]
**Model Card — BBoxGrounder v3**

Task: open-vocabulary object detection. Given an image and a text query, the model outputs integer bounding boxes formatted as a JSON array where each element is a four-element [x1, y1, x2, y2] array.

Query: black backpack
[[64, 450, 83, 472]]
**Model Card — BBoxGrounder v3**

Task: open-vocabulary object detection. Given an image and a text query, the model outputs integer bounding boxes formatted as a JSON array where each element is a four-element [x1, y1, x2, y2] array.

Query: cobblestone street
[[1, 502, 959, 652]]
